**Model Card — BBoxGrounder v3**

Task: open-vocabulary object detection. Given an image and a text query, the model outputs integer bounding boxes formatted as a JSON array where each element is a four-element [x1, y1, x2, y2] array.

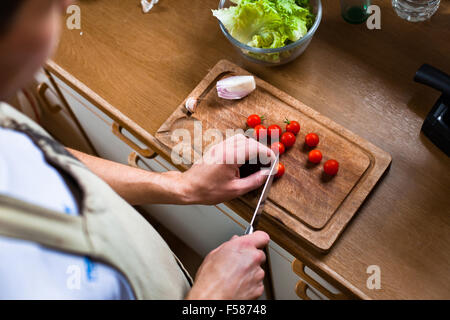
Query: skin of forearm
[[66, 148, 189, 206]]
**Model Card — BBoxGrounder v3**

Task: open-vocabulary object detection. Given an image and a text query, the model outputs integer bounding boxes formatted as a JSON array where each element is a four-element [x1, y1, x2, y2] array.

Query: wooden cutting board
[[155, 60, 391, 252]]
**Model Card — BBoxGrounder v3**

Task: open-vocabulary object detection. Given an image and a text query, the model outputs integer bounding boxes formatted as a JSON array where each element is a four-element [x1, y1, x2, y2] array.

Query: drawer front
[[268, 245, 302, 300], [269, 242, 328, 300]]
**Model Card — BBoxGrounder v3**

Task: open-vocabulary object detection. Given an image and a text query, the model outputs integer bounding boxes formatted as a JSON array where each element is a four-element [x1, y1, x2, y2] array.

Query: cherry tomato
[[253, 124, 267, 140], [324, 159, 339, 176], [308, 150, 322, 163], [284, 119, 300, 135], [280, 132, 296, 148], [246, 114, 264, 128], [275, 162, 285, 178], [267, 124, 282, 140], [305, 133, 319, 147], [271, 142, 285, 155]]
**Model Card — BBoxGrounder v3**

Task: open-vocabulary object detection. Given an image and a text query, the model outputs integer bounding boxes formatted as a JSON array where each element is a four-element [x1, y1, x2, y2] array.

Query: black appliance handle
[[414, 64, 450, 97]]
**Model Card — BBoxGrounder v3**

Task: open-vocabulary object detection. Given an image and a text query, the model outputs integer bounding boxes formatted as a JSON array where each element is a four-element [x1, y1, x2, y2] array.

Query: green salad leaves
[[212, 0, 315, 49]]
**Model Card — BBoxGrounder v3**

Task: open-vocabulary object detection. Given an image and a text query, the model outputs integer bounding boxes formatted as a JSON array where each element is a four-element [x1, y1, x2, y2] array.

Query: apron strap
[[0, 194, 93, 256]]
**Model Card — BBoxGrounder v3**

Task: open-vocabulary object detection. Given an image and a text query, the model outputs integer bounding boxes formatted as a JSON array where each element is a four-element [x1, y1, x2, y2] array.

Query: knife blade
[[244, 155, 279, 235]]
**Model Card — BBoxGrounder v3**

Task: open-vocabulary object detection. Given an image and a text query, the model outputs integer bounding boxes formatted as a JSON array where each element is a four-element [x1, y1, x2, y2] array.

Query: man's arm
[[67, 148, 188, 205], [67, 134, 275, 206]]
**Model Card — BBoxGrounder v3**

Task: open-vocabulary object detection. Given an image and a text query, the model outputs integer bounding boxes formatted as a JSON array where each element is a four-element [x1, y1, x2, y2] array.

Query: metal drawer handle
[[292, 259, 347, 300], [37, 82, 62, 114], [112, 122, 157, 159]]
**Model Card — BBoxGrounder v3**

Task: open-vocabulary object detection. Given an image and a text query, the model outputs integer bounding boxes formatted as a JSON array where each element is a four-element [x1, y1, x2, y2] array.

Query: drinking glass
[[392, 0, 441, 22]]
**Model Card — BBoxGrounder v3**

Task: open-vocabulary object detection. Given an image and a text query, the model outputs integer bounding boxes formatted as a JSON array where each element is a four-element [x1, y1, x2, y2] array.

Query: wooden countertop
[[49, 0, 450, 299]]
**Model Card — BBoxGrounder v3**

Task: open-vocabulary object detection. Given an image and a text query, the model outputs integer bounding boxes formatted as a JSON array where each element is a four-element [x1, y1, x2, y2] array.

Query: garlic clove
[[185, 97, 198, 113]]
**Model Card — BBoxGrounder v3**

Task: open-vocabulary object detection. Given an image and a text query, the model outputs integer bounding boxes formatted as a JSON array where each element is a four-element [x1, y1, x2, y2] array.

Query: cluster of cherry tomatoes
[[246, 114, 340, 178]]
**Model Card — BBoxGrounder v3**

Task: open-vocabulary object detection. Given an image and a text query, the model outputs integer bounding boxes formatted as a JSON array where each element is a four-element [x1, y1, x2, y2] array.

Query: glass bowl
[[217, 0, 322, 66]]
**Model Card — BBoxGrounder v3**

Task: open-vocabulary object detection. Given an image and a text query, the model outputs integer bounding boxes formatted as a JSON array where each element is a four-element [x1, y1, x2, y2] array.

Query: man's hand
[[179, 134, 275, 205], [186, 231, 270, 300]]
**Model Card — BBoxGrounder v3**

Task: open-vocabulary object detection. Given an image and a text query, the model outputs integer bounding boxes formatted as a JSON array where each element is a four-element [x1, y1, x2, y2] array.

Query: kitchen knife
[[244, 155, 279, 235]]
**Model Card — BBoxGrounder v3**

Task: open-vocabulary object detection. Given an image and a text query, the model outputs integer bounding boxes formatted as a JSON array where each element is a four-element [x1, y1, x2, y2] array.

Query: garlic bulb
[[185, 97, 198, 113], [216, 76, 256, 100], [141, 0, 159, 13]]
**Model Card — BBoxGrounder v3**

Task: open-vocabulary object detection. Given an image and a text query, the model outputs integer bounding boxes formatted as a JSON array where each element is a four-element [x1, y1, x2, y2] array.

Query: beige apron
[[0, 103, 192, 299]]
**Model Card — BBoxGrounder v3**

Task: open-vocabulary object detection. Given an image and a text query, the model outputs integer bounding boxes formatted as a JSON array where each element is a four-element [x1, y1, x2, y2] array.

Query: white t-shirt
[[0, 127, 135, 299]]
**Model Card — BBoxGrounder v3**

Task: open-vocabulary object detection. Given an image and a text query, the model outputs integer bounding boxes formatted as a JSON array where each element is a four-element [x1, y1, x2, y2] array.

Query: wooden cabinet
[[48, 71, 349, 300]]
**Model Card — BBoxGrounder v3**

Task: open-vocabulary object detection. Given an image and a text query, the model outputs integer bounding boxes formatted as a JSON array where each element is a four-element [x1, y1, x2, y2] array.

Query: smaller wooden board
[[155, 60, 391, 252]]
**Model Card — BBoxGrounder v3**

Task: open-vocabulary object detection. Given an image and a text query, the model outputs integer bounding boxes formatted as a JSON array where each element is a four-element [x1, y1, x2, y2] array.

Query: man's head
[[0, 0, 73, 100]]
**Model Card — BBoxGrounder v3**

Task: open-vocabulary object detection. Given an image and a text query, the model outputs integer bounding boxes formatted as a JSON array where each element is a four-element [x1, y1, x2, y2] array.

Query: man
[[0, 0, 274, 299]]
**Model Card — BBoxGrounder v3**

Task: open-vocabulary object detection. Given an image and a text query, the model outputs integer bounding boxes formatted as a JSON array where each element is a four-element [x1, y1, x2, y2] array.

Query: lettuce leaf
[[212, 0, 315, 49]]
